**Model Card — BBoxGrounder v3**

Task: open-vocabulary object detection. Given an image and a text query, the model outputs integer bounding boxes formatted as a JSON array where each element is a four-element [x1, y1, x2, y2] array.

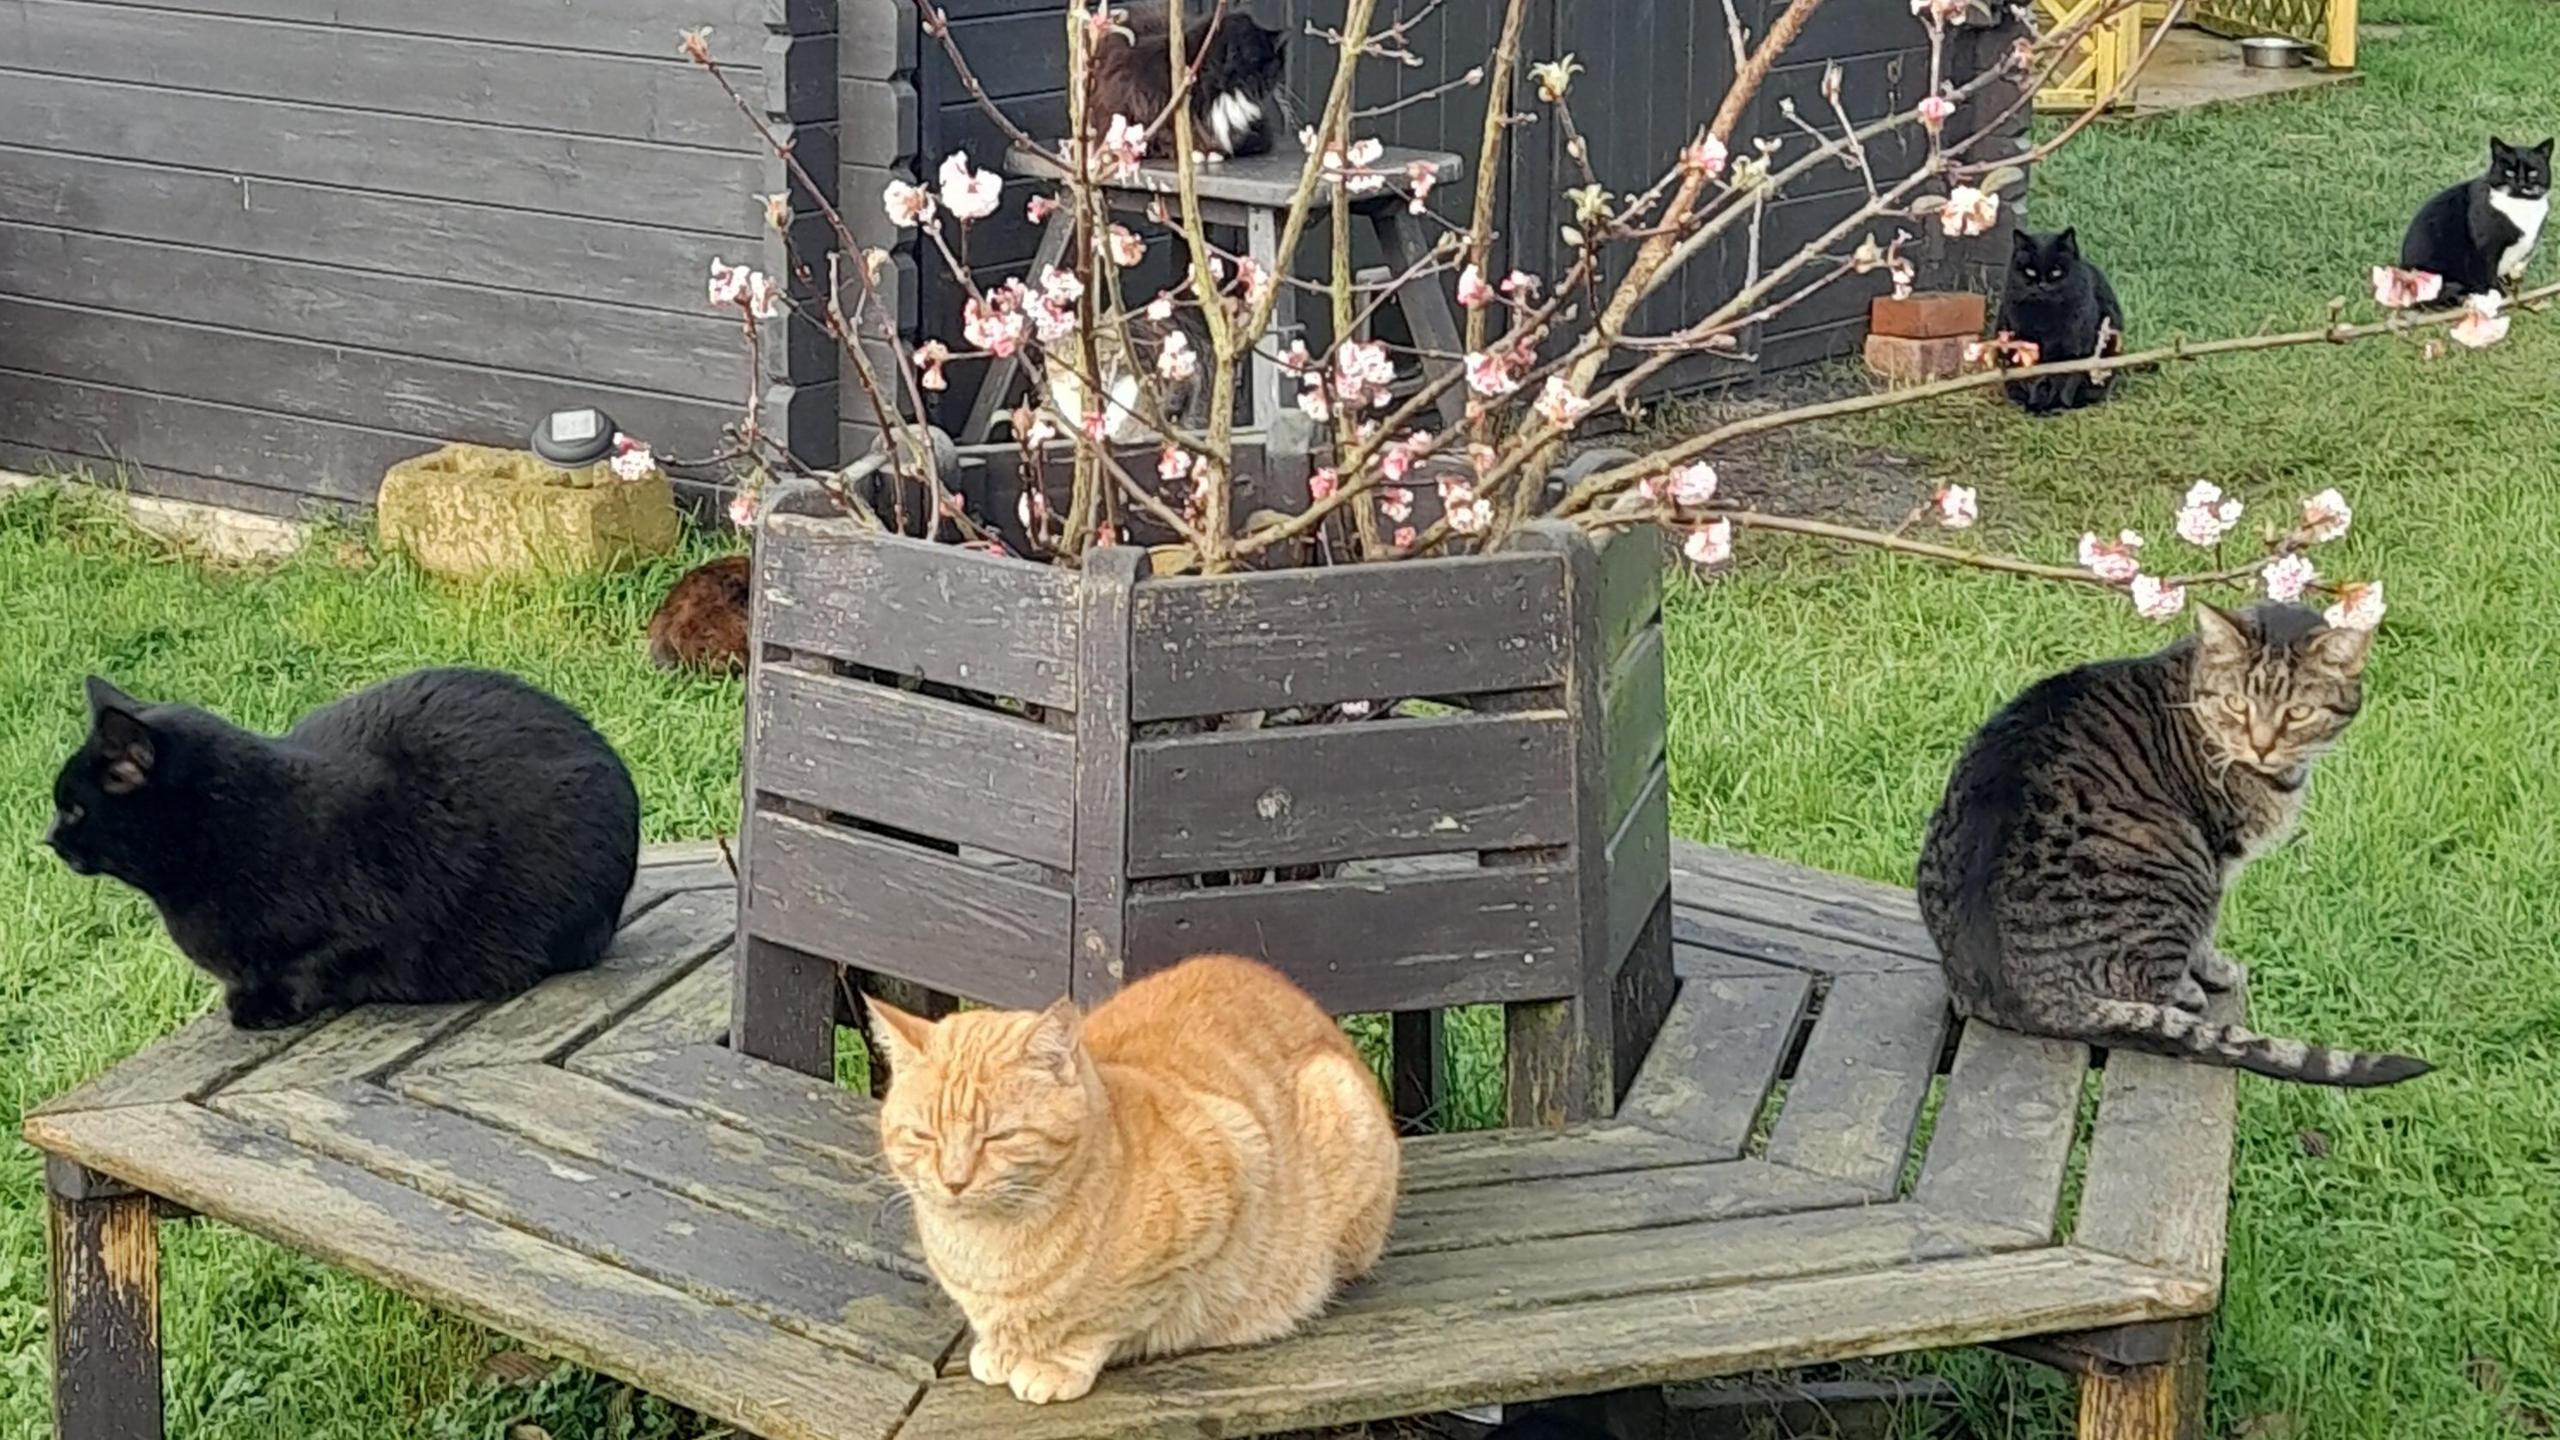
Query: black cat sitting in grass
[[1996, 228, 2124, 416], [45, 668, 640, 1029]]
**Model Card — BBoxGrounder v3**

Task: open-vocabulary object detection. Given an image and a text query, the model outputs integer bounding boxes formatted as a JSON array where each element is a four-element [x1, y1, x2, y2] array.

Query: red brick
[[1863, 333, 1970, 385], [1869, 290, 1987, 340]]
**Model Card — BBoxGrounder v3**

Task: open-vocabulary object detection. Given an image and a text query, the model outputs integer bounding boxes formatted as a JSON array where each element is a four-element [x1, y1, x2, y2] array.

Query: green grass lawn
[[4, 1, 2559, 1435]]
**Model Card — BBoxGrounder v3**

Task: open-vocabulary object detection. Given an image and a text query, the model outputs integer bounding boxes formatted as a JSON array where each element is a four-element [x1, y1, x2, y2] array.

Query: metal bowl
[[2240, 35, 2311, 68]]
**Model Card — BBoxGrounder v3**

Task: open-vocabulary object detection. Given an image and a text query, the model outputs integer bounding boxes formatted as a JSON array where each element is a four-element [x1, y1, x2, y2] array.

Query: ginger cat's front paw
[[968, 1336, 1011, 1387], [1008, 1357, 1101, 1405]]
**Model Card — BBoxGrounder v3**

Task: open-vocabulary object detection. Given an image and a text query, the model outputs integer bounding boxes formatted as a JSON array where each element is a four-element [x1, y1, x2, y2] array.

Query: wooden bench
[[958, 143, 1472, 442], [27, 840, 2235, 1440]]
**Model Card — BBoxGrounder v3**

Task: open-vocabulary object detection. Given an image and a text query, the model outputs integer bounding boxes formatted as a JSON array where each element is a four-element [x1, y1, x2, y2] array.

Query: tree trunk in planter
[[733, 480, 1672, 1130]]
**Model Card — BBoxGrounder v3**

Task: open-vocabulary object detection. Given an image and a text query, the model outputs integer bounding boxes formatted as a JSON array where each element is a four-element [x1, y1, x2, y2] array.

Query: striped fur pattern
[[1915, 603, 2428, 1088]]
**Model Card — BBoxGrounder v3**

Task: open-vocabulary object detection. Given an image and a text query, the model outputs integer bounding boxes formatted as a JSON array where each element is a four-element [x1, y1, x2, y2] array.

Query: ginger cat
[[866, 954, 1400, 1405]]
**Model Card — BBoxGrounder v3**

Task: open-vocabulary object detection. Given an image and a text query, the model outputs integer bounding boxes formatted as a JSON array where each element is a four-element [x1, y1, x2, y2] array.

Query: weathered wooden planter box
[[734, 483, 1674, 1127]]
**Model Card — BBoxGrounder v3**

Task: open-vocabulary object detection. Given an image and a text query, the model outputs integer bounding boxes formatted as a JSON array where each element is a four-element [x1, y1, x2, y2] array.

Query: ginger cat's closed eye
[[866, 953, 1400, 1404]]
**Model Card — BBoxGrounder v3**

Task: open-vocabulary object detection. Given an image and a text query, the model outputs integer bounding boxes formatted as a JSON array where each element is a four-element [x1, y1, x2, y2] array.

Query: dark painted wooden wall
[[0, 0, 827, 516]]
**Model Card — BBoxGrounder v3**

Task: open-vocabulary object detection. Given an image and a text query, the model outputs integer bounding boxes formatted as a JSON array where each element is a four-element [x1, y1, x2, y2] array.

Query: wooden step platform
[[27, 840, 2234, 1440]]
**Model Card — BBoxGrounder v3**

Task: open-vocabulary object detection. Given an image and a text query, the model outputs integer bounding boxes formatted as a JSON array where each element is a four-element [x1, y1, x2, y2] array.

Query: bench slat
[[1672, 907, 1932, 977], [568, 1042, 879, 1163], [1389, 1159, 1866, 1257], [892, 1247, 2211, 1440], [222, 1000, 486, 1094], [27, 1011, 322, 1117], [1351, 1205, 2038, 1315], [578, 946, 736, 1056], [2072, 985, 2241, 1280], [23, 1102, 925, 1440], [213, 1083, 956, 1374], [1671, 838, 1924, 922], [621, 856, 734, 923], [1620, 972, 1814, 1156], [410, 889, 732, 1071], [395, 1062, 923, 1272], [1765, 970, 1950, 1197], [1398, 1123, 1720, 1193], [1672, 874, 1941, 965], [1913, 1023, 2089, 1240]]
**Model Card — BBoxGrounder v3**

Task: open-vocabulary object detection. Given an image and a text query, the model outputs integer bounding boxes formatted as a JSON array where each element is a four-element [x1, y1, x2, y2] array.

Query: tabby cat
[[866, 953, 1400, 1405], [46, 669, 640, 1029], [1087, 5, 1289, 159], [1914, 603, 2428, 1087], [645, 553, 751, 676]]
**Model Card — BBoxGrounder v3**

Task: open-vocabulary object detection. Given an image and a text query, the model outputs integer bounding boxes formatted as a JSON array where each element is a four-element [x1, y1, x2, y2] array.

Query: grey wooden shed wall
[[0, 0, 2017, 515]]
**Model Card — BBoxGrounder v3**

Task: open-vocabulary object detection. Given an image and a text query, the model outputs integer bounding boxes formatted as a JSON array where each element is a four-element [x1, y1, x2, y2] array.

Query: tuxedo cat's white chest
[[1206, 90, 1263, 155], [2489, 188, 2548, 280]]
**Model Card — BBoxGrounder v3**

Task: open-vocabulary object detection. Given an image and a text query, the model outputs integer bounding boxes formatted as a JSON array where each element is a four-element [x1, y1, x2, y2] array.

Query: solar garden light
[[530, 407, 619, 469]]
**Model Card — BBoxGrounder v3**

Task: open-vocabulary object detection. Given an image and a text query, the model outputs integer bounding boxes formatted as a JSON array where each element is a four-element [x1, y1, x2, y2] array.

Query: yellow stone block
[[376, 443, 680, 580]]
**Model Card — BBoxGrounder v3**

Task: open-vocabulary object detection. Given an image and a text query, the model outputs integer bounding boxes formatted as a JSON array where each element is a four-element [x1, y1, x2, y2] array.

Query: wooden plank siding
[[0, 0, 837, 512]]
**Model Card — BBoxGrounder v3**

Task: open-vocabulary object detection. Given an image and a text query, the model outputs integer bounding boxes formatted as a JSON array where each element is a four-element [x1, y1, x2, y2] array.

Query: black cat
[[45, 668, 641, 1029], [2400, 135, 2551, 301], [1088, 5, 1289, 159], [1995, 227, 2125, 416]]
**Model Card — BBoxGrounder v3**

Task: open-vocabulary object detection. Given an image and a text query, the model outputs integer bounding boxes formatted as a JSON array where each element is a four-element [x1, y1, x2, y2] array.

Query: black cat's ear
[[2490, 135, 2512, 159], [2011, 228, 2036, 255], [83, 679, 156, 795], [2193, 604, 2251, 664], [2308, 621, 2374, 677], [2055, 227, 2080, 257], [2536, 137, 2554, 157]]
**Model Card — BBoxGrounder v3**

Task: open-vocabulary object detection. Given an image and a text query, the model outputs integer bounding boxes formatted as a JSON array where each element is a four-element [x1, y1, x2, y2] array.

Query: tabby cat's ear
[[2193, 604, 2251, 664], [1023, 996, 1084, 1083], [2309, 622, 2374, 677], [864, 996, 935, 1077], [84, 677, 156, 795]]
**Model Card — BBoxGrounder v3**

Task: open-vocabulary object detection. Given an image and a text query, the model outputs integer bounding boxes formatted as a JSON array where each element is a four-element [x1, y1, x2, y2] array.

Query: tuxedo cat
[[1088, 5, 1289, 159], [1995, 228, 2125, 415], [2400, 135, 2551, 300]]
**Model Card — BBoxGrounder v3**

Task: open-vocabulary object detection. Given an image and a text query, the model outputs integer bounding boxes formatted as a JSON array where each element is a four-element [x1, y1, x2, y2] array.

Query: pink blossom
[[1933, 483, 1977, 529], [2077, 529, 2144, 583], [938, 153, 1002, 222], [1683, 134, 1729, 178], [1889, 259, 1915, 301], [678, 27, 714, 62], [2451, 291, 2509, 349], [1683, 518, 1735, 567], [1158, 445, 1194, 482], [2324, 579, 2386, 631], [1457, 264, 1496, 309], [1916, 95, 1955, 132], [1534, 375, 1592, 428], [1500, 270, 1543, 299], [1442, 481, 1493, 535], [1233, 255, 1274, 305], [2173, 481, 2243, 547], [1105, 225, 1146, 267], [706, 258, 749, 308], [883, 179, 936, 228], [744, 269, 782, 320], [1308, 468, 1338, 501], [2129, 574, 2186, 621], [1281, 340, 1315, 375], [1156, 330, 1199, 383], [2262, 553, 2316, 603], [1964, 332, 2040, 369], [1296, 377, 1333, 423], [1145, 293, 1176, 323], [1335, 340, 1398, 411], [1910, 0, 1967, 20], [1381, 430, 1435, 483], [608, 433, 656, 482], [1669, 462, 1719, 508], [2299, 488, 2351, 543], [964, 280, 1031, 357], [1097, 114, 1148, 181], [1940, 185, 1999, 237], [1381, 486, 1415, 523], [1393, 525, 1418, 549], [1028, 193, 1060, 224], [1406, 160, 1438, 213], [2369, 265, 2443, 310], [1038, 265, 1084, 307], [913, 340, 952, 392], [727, 487, 760, 528], [1464, 348, 1524, 398], [764, 191, 792, 230]]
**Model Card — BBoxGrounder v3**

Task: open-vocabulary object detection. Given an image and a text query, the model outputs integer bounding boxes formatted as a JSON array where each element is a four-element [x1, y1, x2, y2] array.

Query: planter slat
[[753, 665, 1077, 868], [1069, 544, 1144, 998], [1125, 712, 1577, 877], [1124, 867, 1577, 1012], [1603, 626, 1668, 834], [760, 519, 1079, 709], [1606, 763, 1674, 972], [746, 813, 1069, 1008], [1596, 526, 1665, 669], [1127, 554, 1569, 721]]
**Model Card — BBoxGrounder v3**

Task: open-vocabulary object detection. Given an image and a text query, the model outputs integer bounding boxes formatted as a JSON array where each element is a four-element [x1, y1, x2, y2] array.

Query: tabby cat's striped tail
[[2077, 999, 2431, 1088]]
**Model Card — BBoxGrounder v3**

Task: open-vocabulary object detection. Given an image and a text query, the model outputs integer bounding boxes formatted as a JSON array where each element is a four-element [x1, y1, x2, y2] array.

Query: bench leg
[[1370, 204, 1470, 430], [46, 1160, 164, 1440], [2076, 1317, 2207, 1440]]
